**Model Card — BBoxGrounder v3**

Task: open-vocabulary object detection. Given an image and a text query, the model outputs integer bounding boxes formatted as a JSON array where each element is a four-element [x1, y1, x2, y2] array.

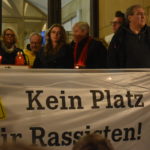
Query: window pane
[[2, 0, 48, 48], [61, 0, 91, 40]]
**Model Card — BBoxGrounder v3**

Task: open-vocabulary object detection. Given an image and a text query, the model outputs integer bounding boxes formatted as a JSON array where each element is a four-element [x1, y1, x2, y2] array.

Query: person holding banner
[[33, 24, 73, 68], [71, 22, 107, 69]]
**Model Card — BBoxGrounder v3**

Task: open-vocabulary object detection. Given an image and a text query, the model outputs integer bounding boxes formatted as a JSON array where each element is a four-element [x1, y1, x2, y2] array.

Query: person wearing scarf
[[70, 22, 107, 69], [0, 28, 26, 65]]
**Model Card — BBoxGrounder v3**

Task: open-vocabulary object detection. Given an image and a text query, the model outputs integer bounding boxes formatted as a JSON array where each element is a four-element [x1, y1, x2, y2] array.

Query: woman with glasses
[[0, 28, 26, 65], [33, 24, 73, 68]]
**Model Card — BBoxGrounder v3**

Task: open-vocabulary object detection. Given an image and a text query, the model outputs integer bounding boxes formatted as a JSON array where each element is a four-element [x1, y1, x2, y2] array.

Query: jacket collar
[[122, 24, 148, 35]]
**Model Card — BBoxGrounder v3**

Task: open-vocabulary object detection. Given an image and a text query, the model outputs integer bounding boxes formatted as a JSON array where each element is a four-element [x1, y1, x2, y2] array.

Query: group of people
[[0, 4, 150, 69], [0, 22, 107, 69]]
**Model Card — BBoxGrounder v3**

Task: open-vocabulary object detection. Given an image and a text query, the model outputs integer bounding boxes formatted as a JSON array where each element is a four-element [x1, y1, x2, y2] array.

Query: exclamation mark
[[137, 122, 142, 140]]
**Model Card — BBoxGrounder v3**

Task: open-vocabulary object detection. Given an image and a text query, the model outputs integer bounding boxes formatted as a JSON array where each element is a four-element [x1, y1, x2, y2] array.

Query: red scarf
[[74, 37, 93, 68]]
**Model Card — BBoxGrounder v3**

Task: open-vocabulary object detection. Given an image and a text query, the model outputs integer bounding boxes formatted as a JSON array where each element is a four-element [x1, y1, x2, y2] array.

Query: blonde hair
[[3, 28, 17, 45]]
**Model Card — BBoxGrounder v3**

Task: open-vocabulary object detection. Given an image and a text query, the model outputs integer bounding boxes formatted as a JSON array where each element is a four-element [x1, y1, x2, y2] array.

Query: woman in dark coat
[[33, 24, 73, 68], [0, 28, 26, 65]]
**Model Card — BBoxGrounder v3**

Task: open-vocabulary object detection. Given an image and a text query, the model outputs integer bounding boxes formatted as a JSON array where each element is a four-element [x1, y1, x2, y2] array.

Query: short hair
[[73, 22, 90, 33], [126, 5, 143, 18], [73, 134, 114, 150], [3, 28, 17, 44], [29, 32, 43, 44], [115, 11, 125, 18]]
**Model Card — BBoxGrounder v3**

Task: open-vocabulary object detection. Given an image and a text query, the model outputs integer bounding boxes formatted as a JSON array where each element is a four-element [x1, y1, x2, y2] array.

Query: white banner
[[0, 69, 150, 150]]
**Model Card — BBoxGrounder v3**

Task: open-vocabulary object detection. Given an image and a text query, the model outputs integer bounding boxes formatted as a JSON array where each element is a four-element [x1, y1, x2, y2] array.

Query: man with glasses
[[105, 11, 125, 45], [108, 5, 150, 68], [24, 33, 43, 67], [111, 11, 125, 33], [0, 28, 26, 65]]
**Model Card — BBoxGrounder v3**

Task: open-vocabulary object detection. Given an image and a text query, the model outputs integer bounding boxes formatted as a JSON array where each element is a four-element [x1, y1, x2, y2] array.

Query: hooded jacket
[[108, 24, 150, 68]]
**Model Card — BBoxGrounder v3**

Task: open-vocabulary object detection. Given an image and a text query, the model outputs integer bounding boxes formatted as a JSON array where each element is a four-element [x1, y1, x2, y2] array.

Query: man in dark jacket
[[71, 22, 107, 69], [108, 5, 150, 68]]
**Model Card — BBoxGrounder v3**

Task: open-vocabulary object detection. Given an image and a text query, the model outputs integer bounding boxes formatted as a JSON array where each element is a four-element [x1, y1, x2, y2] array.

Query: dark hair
[[45, 24, 67, 55], [126, 5, 143, 19], [115, 11, 125, 18], [73, 134, 114, 150]]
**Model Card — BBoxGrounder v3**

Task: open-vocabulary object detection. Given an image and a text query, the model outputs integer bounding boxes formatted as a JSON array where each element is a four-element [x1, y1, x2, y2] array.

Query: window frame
[[0, 0, 99, 37]]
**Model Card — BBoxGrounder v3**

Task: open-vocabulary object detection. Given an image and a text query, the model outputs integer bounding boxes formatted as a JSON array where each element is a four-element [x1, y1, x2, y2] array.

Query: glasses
[[5, 34, 15, 37]]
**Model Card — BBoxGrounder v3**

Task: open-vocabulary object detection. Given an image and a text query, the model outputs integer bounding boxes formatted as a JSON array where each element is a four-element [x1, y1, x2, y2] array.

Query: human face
[[128, 8, 146, 28], [111, 17, 123, 33], [30, 35, 42, 53], [72, 26, 88, 42], [4, 30, 15, 45], [50, 27, 62, 43]]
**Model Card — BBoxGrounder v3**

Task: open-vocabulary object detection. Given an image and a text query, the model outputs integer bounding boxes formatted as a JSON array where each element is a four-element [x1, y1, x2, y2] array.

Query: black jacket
[[0, 46, 26, 65], [33, 44, 73, 68], [108, 24, 150, 68], [70, 37, 107, 68]]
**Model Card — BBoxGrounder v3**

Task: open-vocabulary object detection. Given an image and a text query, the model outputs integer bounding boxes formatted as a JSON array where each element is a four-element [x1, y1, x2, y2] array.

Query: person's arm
[[89, 40, 107, 68], [107, 39, 119, 68], [97, 41, 108, 68], [23, 50, 30, 66], [32, 52, 42, 68], [108, 27, 127, 68], [64, 44, 74, 69]]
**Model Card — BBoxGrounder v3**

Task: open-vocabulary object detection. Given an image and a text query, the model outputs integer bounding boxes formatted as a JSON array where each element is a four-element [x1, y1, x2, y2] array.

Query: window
[[2, 0, 48, 48], [1, 0, 98, 47], [61, 0, 73, 7], [61, 0, 91, 40], [146, 6, 150, 25]]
